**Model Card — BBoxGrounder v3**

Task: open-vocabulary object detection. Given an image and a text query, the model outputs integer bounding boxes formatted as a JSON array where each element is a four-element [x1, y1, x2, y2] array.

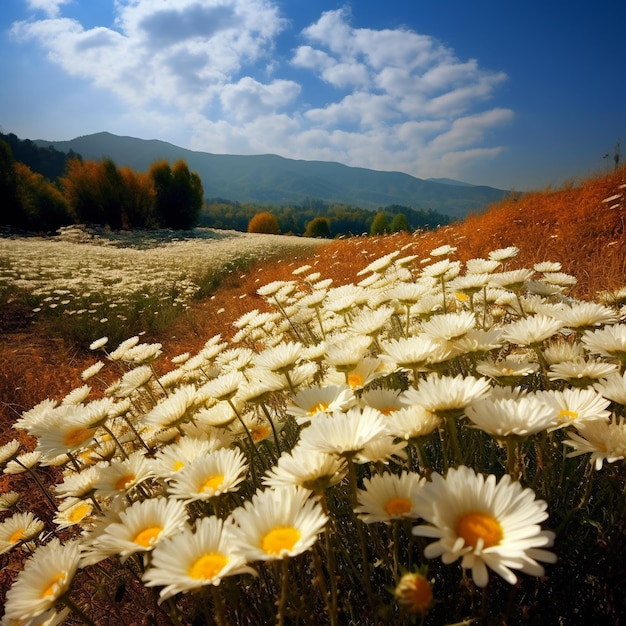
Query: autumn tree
[[304, 216, 331, 238], [0, 139, 20, 223], [248, 211, 280, 234]]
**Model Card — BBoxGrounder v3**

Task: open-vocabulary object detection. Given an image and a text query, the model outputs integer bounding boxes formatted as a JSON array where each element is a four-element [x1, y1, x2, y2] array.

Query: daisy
[[167, 447, 248, 503], [355, 471, 425, 523], [411, 465, 556, 587], [421, 311, 476, 341], [401, 374, 491, 419], [476, 357, 539, 380], [393, 570, 433, 616], [543, 340, 585, 365], [466, 258, 501, 274], [262, 445, 347, 492], [229, 485, 328, 561], [594, 370, 626, 405], [4, 451, 42, 475], [84, 497, 188, 563], [33, 406, 98, 460], [93, 451, 155, 498], [535, 388, 611, 430], [143, 516, 255, 601], [0, 439, 21, 465], [325, 334, 372, 372], [489, 268, 533, 292], [0, 512, 45, 554], [488, 246, 520, 262], [379, 335, 445, 371], [581, 324, 626, 360], [53, 498, 94, 530], [143, 385, 198, 430], [453, 328, 504, 355], [115, 365, 154, 397], [298, 406, 388, 457], [325, 357, 386, 390], [465, 395, 556, 438], [152, 436, 214, 480], [385, 405, 442, 442], [501, 314, 563, 347], [55, 465, 101, 499], [548, 359, 619, 386], [286, 384, 356, 425], [0, 491, 20, 511], [2, 538, 82, 622], [547, 302, 618, 330], [563, 418, 626, 470], [253, 341, 303, 374]]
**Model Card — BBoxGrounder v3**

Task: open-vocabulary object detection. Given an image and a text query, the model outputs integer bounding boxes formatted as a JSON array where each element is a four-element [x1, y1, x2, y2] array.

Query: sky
[[0, 0, 624, 191]]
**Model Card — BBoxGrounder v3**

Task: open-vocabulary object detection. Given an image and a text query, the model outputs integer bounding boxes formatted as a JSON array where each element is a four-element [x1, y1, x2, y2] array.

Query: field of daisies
[[1, 236, 625, 624]]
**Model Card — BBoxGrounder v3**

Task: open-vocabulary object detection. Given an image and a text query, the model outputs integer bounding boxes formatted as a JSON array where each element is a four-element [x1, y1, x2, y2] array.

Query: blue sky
[[0, 0, 623, 190]]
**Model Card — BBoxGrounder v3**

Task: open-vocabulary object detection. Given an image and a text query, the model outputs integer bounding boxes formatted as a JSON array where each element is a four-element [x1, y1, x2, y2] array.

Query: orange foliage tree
[[247, 211, 281, 234]]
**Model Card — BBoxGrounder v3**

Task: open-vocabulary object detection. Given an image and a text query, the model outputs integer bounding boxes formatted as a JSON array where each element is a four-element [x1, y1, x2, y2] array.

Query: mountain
[[35, 132, 509, 218], [427, 177, 478, 188]]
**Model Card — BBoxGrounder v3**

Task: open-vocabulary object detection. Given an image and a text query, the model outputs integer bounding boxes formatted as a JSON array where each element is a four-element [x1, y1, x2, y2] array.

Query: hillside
[[34, 132, 508, 218]]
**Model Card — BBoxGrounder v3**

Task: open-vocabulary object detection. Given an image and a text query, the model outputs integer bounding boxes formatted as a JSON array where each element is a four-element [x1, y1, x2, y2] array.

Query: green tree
[[150, 159, 203, 230], [0, 139, 21, 225], [369, 211, 389, 235], [304, 216, 331, 238], [248, 211, 280, 234], [390, 212, 410, 233]]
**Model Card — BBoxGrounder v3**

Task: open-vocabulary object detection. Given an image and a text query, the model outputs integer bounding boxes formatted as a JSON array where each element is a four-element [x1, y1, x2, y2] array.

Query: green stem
[[276, 557, 290, 626]]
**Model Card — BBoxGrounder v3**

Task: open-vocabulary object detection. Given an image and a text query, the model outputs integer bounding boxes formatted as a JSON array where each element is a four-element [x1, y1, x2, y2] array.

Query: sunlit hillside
[[0, 165, 624, 624]]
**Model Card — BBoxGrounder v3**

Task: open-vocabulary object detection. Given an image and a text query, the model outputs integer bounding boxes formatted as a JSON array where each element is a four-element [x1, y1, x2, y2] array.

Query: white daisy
[[298, 406, 388, 457], [2, 539, 82, 622], [84, 497, 188, 563], [548, 359, 619, 385], [355, 471, 425, 523], [501, 314, 563, 347], [412, 466, 556, 587], [563, 418, 626, 470], [229, 485, 328, 561], [167, 447, 248, 503], [581, 324, 626, 360], [0, 512, 45, 554], [93, 451, 155, 498], [286, 384, 356, 425], [262, 445, 347, 492], [594, 370, 626, 405], [535, 388, 611, 430], [465, 395, 556, 438], [143, 516, 255, 601]]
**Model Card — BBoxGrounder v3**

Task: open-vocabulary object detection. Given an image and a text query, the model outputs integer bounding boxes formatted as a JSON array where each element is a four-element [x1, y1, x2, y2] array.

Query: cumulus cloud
[[11, 1, 513, 180]]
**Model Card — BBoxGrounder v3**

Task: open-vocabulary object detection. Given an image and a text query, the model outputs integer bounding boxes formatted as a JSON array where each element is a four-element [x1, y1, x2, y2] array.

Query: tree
[[14, 163, 71, 231], [369, 211, 389, 235], [390, 212, 410, 233], [0, 139, 21, 224], [304, 216, 331, 238], [149, 159, 203, 230], [248, 211, 280, 234]]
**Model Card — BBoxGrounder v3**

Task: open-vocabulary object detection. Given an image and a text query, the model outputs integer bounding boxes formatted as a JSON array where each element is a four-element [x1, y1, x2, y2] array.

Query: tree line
[[1, 134, 203, 231], [1, 131, 451, 236], [203, 199, 450, 237]]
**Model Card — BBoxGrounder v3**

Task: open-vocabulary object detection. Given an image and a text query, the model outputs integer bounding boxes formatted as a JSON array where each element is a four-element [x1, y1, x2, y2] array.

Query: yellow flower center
[[69, 502, 92, 523], [261, 526, 301, 556], [455, 511, 503, 549], [133, 525, 163, 548], [455, 291, 470, 302], [42, 572, 66, 598], [9, 528, 25, 543], [201, 474, 224, 492], [380, 406, 399, 416], [307, 402, 329, 416], [347, 373, 364, 388], [557, 409, 579, 421], [64, 427, 96, 447], [384, 497, 413, 517], [188, 552, 229, 580], [114, 473, 136, 491], [173, 460, 185, 472]]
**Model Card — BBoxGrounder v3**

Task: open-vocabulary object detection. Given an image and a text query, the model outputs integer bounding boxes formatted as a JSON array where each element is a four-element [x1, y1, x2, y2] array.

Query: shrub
[[248, 211, 281, 234]]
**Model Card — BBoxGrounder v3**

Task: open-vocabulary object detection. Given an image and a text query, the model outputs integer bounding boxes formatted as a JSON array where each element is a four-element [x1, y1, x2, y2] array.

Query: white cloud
[[11, 1, 514, 182], [25, 0, 70, 18]]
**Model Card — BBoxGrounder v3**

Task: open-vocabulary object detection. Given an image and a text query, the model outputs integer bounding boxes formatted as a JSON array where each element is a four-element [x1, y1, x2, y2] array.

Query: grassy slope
[[1, 165, 624, 431]]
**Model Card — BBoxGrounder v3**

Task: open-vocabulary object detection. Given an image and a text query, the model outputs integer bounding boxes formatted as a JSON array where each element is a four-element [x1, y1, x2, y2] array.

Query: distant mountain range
[[35, 132, 509, 219]]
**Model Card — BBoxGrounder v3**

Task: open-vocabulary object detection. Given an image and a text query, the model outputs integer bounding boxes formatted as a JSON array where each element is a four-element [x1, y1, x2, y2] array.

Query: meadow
[[0, 166, 624, 625]]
